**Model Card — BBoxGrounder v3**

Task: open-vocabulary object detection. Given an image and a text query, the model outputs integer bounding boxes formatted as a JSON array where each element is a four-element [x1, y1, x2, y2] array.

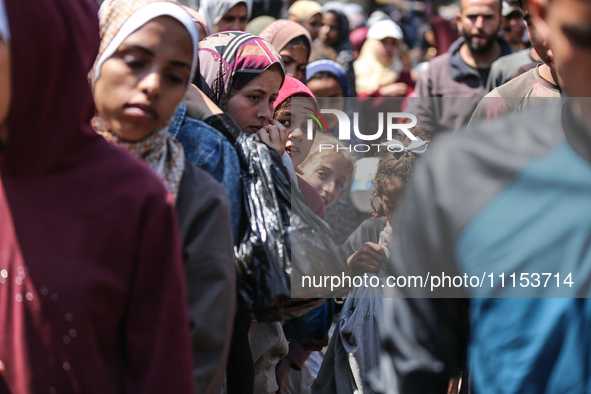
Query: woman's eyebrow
[[282, 55, 295, 63], [130, 44, 155, 57], [129, 45, 191, 70], [170, 59, 192, 70], [276, 110, 292, 117]]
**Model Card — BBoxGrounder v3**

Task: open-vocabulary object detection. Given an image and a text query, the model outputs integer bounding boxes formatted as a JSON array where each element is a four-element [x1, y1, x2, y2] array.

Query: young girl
[[260, 20, 312, 82], [198, 31, 289, 394], [91, 1, 235, 393], [306, 59, 369, 246], [313, 136, 428, 394], [273, 75, 324, 217], [306, 60, 348, 134], [298, 133, 355, 209]]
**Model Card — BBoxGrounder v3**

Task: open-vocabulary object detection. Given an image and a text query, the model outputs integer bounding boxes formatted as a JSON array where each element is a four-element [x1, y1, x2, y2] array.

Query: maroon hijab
[[0, 0, 194, 392]]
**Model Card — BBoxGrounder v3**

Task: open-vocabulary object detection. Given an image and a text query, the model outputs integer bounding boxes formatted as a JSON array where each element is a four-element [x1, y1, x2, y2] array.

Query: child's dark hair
[[284, 35, 311, 59], [370, 128, 428, 217], [307, 71, 341, 89]]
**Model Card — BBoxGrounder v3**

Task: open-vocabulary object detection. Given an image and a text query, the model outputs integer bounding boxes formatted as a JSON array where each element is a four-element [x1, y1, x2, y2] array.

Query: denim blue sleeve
[[170, 103, 243, 239]]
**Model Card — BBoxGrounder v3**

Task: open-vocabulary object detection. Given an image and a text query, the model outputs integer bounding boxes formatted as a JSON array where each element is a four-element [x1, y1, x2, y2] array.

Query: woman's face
[[0, 37, 10, 143], [377, 37, 399, 65], [319, 12, 339, 47], [306, 76, 344, 130], [274, 99, 314, 167], [303, 13, 322, 41], [225, 66, 283, 133], [215, 3, 248, 33], [301, 154, 350, 207], [280, 43, 309, 83], [93, 16, 193, 141]]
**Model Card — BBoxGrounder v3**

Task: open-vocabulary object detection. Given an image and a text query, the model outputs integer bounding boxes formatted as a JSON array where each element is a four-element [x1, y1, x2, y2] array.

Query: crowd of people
[[1, 0, 590, 393]]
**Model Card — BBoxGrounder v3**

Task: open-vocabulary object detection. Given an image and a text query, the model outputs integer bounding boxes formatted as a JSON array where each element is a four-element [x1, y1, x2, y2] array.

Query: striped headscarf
[[199, 31, 285, 110], [91, 0, 199, 201]]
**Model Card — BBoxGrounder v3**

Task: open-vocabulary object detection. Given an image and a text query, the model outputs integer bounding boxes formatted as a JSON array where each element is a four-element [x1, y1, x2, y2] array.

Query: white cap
[[367, 19, 403, 41]]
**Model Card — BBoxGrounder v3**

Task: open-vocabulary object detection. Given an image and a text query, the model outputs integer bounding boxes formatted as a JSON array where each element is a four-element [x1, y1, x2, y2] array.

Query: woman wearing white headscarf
[[199, 0, 252, 33], [91, 1, 236, 393]]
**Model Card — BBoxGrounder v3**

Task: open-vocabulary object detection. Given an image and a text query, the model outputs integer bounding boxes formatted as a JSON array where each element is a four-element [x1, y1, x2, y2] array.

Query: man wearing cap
[[410, 0, 511, 136], [501, 0, 526, 51]]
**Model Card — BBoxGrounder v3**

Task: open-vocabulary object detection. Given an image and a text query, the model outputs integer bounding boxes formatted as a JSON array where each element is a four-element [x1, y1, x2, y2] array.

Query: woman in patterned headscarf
[[199, 31, 287, 155], [199, 31, 291, 394], [91, 1, 236, 393]]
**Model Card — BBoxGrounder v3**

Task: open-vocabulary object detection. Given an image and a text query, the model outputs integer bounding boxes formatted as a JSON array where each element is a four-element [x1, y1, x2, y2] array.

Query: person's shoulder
[[356, 217, 386, 234], [416, 54, 451, 87], [297, 176, 324, 208], [180, 161, 227, 201], [177, 161, 229, 217], [491, 49, 530, 69], [179, 115, 228, 143], [433, 103, 564, 168], [425, 53, 451, 74], [495, 68, 536, 97]]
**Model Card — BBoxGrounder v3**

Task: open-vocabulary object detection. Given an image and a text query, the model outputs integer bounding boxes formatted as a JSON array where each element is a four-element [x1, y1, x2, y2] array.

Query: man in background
[[411, 0, 511, 136]]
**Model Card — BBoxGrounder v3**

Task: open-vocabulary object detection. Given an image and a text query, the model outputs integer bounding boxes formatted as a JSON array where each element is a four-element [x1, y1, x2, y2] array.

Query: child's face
[[301, 154, 350, 208], [225, 66, 283, 133], [280, 43, 309, 83], [378, 182, 404, 223], [274, 100, 314, 167], [306, 77, 344, 130]]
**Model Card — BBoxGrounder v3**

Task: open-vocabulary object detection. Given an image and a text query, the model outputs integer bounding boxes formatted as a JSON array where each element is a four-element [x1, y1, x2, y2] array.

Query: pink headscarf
[[275, 75, 318, 111]]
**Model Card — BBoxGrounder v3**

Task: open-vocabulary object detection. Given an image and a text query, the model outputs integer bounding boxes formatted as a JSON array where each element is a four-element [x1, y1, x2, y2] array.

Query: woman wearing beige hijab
[[260, 19, 312, 82], [354, 19, 413, 97], [288, 0, 322, 41]]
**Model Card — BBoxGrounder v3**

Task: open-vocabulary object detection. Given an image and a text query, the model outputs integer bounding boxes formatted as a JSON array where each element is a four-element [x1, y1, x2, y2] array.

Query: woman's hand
[[183, 84, 223, 120], [254, 119, 288, 156], [347, 242, 385, 274]]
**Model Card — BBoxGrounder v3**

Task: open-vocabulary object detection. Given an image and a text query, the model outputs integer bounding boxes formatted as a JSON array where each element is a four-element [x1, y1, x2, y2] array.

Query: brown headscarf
[[259, 19, 312, 54]]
